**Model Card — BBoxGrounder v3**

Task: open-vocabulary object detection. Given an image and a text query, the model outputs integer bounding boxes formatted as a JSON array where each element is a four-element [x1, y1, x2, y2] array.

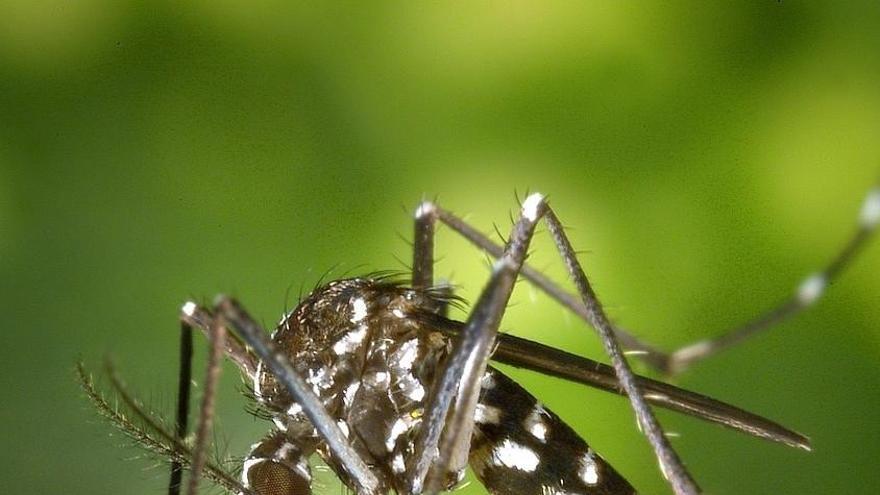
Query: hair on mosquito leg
[[185, 317, 226, 495], [76, 360, 253, 495]]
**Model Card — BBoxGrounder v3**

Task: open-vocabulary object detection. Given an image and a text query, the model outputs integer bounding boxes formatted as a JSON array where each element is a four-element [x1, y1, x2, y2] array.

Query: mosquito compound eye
[[243, 434, 312, 495], [245, 459, 311, 495]]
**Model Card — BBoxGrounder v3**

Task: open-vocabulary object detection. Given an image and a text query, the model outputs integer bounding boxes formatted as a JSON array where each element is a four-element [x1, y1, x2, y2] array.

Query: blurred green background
[[2, 2, 879, 494]]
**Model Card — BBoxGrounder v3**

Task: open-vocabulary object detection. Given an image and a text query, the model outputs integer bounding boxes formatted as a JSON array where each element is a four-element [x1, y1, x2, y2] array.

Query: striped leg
[[471, 368, 635, 495], [410, 193, 695, 494]]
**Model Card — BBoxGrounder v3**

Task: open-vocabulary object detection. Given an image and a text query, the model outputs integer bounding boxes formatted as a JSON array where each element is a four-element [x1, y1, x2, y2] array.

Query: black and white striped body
[[241, 277, 633, 495], [473, 369, 633, 495]]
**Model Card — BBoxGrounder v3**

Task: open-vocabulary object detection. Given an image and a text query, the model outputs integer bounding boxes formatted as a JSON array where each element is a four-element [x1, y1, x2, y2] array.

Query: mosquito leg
[[169, 321, 194, 495], [406, 194, 544, 494], [418, 199, 668, 369], [421, 184, 879, 375], [186, 315, 226, 495], [174, 306, 236, 495], [181, 299, 378, 493], [181, 301, 257, 377], [662, 185, 880, 373], [413, 200, 457, 317], [541, 202, 699, 495], [410, 194, 698, 494], [85, 360, 253, 495], [413, 200, 437, 290], [208, 296, 381, 495]]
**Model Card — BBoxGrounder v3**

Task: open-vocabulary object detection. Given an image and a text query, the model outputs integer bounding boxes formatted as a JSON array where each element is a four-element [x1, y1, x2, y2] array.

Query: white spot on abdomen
[[523, 405, 549, 442], [474, 403, 502, 425], [491, 439, 540, 472], [578, 452, 600, 485]]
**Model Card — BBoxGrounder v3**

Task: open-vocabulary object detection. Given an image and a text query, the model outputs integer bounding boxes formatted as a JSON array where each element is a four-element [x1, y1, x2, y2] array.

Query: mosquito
[[79, 185, 880, 495]]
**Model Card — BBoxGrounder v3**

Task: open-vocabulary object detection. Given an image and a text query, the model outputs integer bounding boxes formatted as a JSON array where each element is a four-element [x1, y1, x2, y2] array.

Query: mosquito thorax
[[267, 277, 445, 357], [250, 277, 454, 488]]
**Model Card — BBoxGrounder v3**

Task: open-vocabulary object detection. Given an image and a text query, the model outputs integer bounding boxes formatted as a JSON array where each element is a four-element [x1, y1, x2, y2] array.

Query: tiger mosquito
[[79, 186, 880, 495]]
